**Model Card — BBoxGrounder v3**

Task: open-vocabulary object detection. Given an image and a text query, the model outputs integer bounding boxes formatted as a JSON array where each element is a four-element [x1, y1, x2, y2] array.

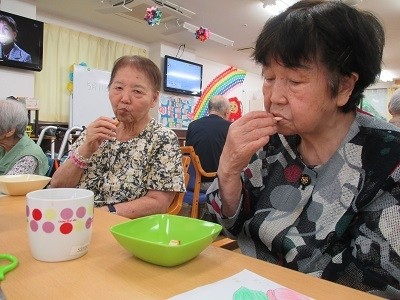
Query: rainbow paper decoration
[[193, 67, 247, 119]]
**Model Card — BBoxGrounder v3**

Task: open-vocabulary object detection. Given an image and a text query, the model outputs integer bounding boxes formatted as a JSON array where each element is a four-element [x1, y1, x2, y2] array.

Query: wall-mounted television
[[0, 10, 44, 72], [163, 55, 203, 97]]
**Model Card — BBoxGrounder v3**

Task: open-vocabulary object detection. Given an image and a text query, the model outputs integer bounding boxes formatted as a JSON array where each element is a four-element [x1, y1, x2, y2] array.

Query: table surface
[[0, 195, 381, 299]]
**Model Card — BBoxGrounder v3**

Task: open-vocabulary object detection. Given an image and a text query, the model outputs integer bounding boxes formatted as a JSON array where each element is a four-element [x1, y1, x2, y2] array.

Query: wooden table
[[0, 195, 381, 299]]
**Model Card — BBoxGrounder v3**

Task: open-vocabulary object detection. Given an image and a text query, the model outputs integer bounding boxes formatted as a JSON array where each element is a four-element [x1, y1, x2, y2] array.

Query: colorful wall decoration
[[193, 67, 247, 120], [228, 97, 243, 122], [67, 62, 88, 94], [158, 94, 196, 129]]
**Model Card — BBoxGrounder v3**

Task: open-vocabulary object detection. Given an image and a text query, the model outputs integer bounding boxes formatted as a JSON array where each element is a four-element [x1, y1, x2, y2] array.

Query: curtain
[[34, 23, 147, 122]]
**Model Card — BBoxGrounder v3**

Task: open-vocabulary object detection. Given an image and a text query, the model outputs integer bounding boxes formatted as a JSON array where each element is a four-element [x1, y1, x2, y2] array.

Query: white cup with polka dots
[[26, 188, 94, 262]]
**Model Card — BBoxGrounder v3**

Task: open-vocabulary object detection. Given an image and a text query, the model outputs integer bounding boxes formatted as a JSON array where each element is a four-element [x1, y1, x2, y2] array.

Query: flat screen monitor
[[0, 10, 44, 72], [163, 55, 203, 97]]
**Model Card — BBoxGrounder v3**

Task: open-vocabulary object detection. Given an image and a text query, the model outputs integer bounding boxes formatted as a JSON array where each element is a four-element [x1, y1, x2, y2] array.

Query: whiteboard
[[70, 65, 113, 127]]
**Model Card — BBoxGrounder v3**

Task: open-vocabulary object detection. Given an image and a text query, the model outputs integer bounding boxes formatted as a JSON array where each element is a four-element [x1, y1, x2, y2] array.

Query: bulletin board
[[158, 94, 197, 129]]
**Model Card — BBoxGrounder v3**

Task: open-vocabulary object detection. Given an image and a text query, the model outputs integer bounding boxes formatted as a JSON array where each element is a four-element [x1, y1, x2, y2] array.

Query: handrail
[[57, 126, 84, 160], [36, 126, 57, 146], [36, 126, 58, 159]]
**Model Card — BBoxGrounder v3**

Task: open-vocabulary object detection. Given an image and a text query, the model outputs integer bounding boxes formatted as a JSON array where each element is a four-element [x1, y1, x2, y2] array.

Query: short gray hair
[[388, 89, 400, 115], [0, 98, 28, 138], [208, 95, 230, 115]]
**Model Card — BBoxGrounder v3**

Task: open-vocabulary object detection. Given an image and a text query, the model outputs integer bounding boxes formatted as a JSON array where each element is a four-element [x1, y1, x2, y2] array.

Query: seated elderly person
[[51, 55, 185, 219], [207, 0, 400, 298], [388, 88, 400, 127], [0, 98, 49, 175]]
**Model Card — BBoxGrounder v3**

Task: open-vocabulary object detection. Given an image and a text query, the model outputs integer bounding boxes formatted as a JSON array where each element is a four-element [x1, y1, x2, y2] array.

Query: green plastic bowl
[[110, 214, 222, 267]]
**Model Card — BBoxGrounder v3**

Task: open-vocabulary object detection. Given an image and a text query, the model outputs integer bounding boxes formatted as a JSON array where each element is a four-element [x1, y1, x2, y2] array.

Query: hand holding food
[[78, 116, 118, 157]]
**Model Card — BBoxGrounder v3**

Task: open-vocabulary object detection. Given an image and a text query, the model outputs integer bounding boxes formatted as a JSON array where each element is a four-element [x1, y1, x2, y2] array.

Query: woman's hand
[[217, 111, 278, 217], [219, 111, 278, 176], [79, 116, 118, 158]]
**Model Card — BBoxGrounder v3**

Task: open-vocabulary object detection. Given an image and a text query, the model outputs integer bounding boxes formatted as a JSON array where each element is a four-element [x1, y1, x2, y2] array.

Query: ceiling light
[[261, 0, 299, 15], [340, 0, 363, 6], [260, 0, 362, 16], [379, 70, 394, 82]]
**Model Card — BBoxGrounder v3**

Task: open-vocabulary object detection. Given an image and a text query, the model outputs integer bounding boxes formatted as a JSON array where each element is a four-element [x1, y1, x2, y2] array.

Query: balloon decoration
[[195, 26, 210, 42], [67, 62, 88, 94], [144, 6, 162, 26], [228, 97, 243, 121]]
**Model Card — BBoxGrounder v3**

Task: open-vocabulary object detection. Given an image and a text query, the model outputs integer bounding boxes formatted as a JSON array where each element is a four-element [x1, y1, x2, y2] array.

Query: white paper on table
[[169, 269, 314, 300]]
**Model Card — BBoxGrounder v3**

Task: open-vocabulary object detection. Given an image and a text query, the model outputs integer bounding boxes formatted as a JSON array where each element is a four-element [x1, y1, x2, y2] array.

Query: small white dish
[[0, 174, 51, 196]]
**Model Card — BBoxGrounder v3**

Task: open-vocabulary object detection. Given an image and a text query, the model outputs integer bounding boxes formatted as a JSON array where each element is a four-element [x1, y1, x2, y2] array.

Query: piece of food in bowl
[[168, 239, 181, 246]]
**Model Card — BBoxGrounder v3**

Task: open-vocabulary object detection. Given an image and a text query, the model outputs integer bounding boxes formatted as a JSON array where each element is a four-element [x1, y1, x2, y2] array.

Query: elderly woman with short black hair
[[207, 0, 400, 297], [0, 98, 49, 175]]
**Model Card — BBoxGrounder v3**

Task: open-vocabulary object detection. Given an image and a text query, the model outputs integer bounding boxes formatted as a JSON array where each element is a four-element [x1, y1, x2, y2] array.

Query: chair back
[[168, 155, 191, 215], [180, 146, 217, 218]]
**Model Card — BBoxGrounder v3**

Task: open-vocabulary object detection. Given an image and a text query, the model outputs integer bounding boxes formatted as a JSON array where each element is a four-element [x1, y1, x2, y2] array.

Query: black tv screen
[[0, 10, 43, 72], [163, 55, 203, 97]]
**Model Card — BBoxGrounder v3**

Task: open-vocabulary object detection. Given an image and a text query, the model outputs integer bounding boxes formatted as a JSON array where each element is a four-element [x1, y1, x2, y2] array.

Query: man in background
[[0, 14, 32, 63], [185, 95, 231, 191]]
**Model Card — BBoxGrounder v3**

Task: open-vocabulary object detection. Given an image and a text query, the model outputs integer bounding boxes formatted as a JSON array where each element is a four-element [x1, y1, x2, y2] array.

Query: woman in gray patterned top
[[206, 0, 400, 297], [51, 56, 185, 219]]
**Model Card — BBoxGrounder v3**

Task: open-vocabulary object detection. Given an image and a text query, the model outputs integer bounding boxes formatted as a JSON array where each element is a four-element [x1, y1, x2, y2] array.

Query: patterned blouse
[[71, 119, 185, 207], [207, 112, 400, 298], [6, 156, 37, 175]]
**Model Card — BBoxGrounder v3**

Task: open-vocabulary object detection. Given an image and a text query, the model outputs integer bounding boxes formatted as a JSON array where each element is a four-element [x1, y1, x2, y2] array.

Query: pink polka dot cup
[[26, 188, 94, 262]]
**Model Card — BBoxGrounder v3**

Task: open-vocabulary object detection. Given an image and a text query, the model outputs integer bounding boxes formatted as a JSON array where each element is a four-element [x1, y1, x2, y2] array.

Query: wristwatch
[[107, 204, 117, 214]]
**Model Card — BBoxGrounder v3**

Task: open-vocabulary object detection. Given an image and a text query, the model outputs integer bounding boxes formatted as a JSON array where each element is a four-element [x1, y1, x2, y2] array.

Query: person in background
[[388, 88, 400, 127], [51, 55, 185, 219], [0, 98, 49, 175], [185, 95, 231, 191], [207, 0, 400, 297], [0, 14, 32, 63]]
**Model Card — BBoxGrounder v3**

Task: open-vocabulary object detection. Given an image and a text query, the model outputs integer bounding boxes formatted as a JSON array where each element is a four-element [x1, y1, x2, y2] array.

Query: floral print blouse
[[70, 119, 185, 207], [6, 156, 37, 175], [207, 112, 400, 298]]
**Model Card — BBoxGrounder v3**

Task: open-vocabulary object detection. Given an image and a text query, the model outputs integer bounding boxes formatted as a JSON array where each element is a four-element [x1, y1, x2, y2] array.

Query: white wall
[[0, 0, 36, 99], [156, 43, 265, 116], [0, 1, 395, 118], [0, 1, 264, 118], [157, 43, 264, 114]]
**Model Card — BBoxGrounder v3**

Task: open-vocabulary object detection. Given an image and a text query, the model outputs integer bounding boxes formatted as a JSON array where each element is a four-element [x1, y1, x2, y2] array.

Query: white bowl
[[0, 174, 51, 196]]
